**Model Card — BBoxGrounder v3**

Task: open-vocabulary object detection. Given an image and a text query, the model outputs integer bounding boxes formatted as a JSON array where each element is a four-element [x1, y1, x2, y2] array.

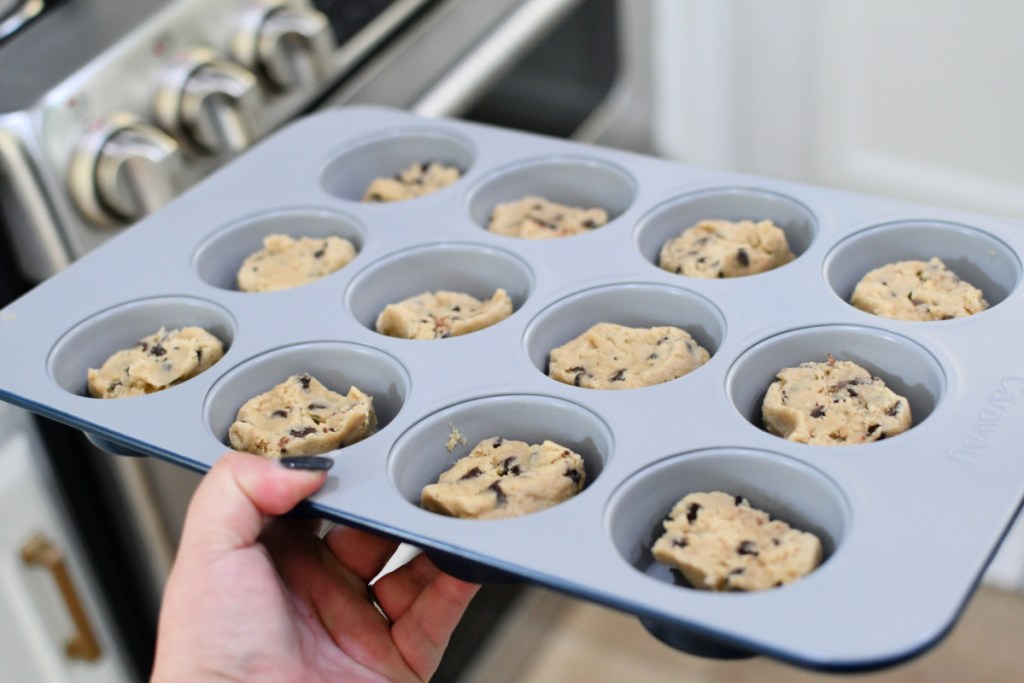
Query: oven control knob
[[233, 2, 335, 91], [69, 113, 186, 226], [156, 48, 261, 154]]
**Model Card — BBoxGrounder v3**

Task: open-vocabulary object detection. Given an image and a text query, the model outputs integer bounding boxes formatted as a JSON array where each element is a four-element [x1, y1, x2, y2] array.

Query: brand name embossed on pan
[[949, 376, 1024, 462]]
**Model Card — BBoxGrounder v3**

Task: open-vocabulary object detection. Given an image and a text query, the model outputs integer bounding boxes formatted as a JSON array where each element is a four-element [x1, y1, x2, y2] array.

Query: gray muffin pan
[[2, 106, 1024, 671]]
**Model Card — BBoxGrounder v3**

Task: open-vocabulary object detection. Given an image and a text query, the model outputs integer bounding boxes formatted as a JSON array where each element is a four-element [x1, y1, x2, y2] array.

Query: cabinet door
[[0, 408, 134, 683]]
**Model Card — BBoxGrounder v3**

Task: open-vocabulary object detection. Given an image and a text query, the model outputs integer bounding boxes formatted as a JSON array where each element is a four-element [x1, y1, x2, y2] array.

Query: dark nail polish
[[278, 456, 334, 471]]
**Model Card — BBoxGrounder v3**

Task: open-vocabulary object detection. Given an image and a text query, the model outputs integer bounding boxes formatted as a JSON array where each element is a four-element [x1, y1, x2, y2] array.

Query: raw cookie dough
[[375, 289, 513, 339], [488, 196, 608, 239], [228, 373, 376, 457], [659, 219, 795, 278], [237, 234, 356, 293], [421, 437, 586, 520], [548, 322, 710, 390], [362, 162, 461, 202], [850, 257, 988, 321], [652, 491, 822, 591], [761, 355, 911, 445], [87, 326, 224, 399]]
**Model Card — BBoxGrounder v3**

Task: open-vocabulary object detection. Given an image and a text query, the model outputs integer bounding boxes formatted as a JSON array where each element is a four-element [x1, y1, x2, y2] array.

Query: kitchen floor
[[455, 586, 1024, 682]]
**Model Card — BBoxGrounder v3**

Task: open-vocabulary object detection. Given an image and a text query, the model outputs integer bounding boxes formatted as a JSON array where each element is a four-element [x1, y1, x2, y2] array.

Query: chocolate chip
[[686, 503, 701, 523], [847, 388, 858, 397], [566, 467, 581, 485], [729, 568, 745, 576], [451, 305, 461, 312], [150, 343, 167, 357], [489, 481, 507, 506], [609, 369, 627, 382], [647, 353, 659, 361], [289, 426, 317, 438], [734, 495, 745, 506], [737, 541, 759, 556], [308, 403, 327, 410], [887, 402, 902, 417], [196, 349, 203, 362], [459, 467, 483, 480], [672, 537, 688, 548], [299, 374, 312, 390], [367, 193, 383, 202], [736, 248, 749, 267], [810, 405, 825, 418], [499, 457, 519, 476], [313, 246, 326, 259], [582, 219, 596, 228], [271, 409, 288, 418], [773, 538, 782, 546], [491, 437, 504, 448], [138, 341, 148, 352], [867, 423, 880, 435]]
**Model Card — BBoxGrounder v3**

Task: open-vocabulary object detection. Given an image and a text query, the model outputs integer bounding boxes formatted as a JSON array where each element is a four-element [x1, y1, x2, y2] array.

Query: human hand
[[150, 451, 479, 683]]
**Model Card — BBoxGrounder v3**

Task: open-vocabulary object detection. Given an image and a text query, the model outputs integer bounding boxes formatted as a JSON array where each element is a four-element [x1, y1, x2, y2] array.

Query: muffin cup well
[[824, 220, 1021, 314], [194, 208, 365, 291], [726, 325, 946, 439], [635, 187, 817, 274], [388, 394, 612, 510], [320, 128, 474, 202], [49, 296, 235, 398], [466, 155, 636, 233], [523, 283, 725, 386], [346, 242, 533, 334], [203, 342, 409, 451]]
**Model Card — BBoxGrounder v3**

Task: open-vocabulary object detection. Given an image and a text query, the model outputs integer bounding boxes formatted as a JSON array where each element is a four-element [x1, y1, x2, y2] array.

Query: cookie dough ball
[[652, 491, 822, 591], [237, 234, 356, 293], [88, 326, 224, 399], [548, 322, 710, 390], [851, 257, 988, 321], [362, 162, 461, 202], [375, 289, 513, 340], [761, 355, 911, 445], [228, 373, 376, 457], [659, 219, 795, 278], [488, 196, 608, 239], [421, 437, 586, 520]]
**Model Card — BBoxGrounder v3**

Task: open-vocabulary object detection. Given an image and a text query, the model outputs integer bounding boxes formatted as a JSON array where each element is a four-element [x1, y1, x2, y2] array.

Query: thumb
[[177, 451, 332, 561]]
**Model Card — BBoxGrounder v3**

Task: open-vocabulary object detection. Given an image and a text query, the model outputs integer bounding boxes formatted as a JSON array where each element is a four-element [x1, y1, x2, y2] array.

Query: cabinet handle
[[21, 533, 102, 662]]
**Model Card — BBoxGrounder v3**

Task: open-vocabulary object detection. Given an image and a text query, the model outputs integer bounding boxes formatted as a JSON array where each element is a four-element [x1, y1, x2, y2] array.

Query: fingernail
[[278, 456, 334, 471]]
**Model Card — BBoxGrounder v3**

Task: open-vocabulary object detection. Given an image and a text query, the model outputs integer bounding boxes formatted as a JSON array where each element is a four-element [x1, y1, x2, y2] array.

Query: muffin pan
[[2, 106, 1024, 670]]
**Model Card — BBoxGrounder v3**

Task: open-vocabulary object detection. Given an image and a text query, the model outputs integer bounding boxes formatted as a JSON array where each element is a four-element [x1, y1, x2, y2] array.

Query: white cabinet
[[0, 405, 133, 682]]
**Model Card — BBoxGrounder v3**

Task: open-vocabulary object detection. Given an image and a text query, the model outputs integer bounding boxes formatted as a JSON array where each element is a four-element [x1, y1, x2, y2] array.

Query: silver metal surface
[[413, 0, 585, 118], [233, 0, 335, 91], [68, 112, 185, 226], [0, 0, 433, 278], [0, 0, 45, 44], [157, 49, 261, 154]]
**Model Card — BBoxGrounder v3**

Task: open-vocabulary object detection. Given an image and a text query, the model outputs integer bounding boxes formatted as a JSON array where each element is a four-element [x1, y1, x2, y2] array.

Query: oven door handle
[[412, 0, 587, 118], [21, 532, 102, 662]]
